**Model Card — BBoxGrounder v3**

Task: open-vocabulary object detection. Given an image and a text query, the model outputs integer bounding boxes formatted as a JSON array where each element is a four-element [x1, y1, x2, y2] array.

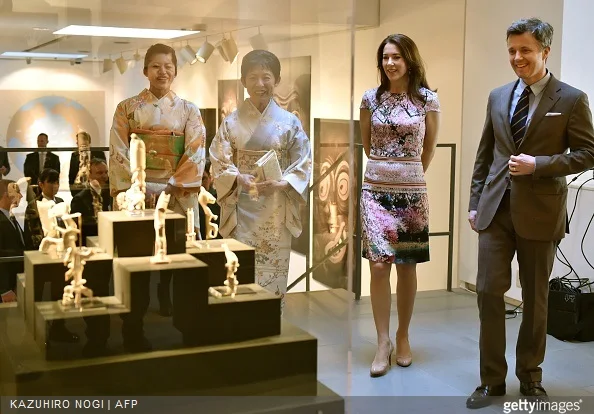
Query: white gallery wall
[[458, 0, 564, 301]]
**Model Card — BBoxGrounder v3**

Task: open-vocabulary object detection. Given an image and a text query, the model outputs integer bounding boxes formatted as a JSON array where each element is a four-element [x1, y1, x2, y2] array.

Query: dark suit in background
[[23, 152, 61, 187], [0, 147, 10, 179], [68, 151, 106, 196], [70, 187, 111, 245], [470, 74, 594, 387], [0, 212, 24, 300]]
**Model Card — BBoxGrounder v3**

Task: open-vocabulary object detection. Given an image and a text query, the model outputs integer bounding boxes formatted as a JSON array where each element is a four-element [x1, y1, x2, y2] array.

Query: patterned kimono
[[210, 99, 311, 299], [109, 89, 206, 222]]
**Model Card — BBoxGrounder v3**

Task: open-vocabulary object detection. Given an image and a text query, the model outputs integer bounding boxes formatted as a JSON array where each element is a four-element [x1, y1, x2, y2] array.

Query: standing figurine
[[186, 207, 197, 243], [208, 243, 240, 298], [150, 191, 171, 264], [61, 227, 94, 308], [74, 134, 91, 185], [198, 186, 218, 240], [223, 243, 239, 297], [38, 202, 78, 255], [117, 133, 146, 212]]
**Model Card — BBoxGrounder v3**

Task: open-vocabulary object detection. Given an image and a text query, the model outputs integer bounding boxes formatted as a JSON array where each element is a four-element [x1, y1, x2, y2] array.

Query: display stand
[[0, 209, 343, 410]]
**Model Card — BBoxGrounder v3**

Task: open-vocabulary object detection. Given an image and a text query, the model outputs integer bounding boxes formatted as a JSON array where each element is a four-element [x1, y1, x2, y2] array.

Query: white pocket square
[[545, 112, 563, 117]]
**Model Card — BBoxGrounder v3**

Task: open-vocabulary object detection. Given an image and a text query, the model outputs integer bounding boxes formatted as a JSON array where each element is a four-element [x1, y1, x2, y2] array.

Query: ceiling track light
[[216, 34, 238, 63], [115, 55, 127, 74], [250, 27, 268, 51], [180, 44, 197, 65], [195, 37, 215, 63], [103, 57, 113, 73], [26, 58, 32, 65]]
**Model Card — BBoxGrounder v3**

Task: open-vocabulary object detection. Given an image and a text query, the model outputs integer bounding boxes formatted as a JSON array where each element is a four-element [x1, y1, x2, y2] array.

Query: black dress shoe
[[48, 326, 80, 343], [520, 382, 548, 401], [466, 384, 506, 409]]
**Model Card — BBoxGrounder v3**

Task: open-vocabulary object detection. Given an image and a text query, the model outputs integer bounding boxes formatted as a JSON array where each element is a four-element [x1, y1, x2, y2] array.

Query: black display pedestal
[[98, 210, 186, 257], [186, 239, 255, 285]]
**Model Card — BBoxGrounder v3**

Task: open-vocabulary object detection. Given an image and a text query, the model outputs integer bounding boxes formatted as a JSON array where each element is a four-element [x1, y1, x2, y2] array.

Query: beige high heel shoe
[[395, 338, 412, 367], [370, 341, 394, 377]]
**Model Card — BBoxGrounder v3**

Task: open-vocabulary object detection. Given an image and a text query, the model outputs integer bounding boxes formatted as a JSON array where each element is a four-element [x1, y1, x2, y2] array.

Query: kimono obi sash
[[131, 129, 184, 183]]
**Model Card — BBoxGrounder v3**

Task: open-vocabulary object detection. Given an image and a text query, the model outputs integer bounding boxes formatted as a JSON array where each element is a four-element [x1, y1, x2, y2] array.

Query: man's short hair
[[38, 168, 59, 184], [507, 18, 554, 49], [37, 133, 48, 140], [0, 179, 15, 198], [90, 158, 107, 169]]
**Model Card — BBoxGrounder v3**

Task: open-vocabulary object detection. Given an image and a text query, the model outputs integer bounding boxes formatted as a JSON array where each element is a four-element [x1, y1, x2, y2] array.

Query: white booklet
[[254, 150, 282, 181]]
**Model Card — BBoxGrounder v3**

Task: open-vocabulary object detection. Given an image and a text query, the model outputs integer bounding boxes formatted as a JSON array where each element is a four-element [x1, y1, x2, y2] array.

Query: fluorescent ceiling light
[[1, 51, 88, 59], [54, 25, 199, 39]]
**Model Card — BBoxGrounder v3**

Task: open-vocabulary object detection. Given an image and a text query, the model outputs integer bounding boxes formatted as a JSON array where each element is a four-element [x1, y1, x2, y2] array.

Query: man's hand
[[468, 210, 478, 233], [509, 153, 536, 176], [255, 180, 289, 197]]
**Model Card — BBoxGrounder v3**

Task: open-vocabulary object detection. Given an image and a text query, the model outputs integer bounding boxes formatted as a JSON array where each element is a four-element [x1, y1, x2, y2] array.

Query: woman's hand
[[237, 174, 256, 190], [255, 180, 289, 196]]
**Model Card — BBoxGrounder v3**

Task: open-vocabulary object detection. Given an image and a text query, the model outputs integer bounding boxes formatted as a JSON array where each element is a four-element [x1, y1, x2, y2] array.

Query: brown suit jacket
[[470, 75, 594, 241]]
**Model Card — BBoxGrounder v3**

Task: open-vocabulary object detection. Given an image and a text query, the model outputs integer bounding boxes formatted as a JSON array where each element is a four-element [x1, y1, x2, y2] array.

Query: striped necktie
[[511, 86, 531, 145]]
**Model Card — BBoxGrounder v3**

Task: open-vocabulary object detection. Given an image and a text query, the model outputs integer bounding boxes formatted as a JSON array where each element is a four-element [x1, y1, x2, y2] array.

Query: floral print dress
[[360, 87, 440, 264]]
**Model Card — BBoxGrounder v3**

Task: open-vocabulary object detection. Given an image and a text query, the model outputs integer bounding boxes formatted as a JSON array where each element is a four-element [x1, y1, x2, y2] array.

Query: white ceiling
[[0, 0, 379, 60]]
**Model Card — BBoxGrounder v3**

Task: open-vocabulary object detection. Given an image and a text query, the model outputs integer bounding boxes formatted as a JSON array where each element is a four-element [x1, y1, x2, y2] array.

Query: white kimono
[[210, 99, 311, 299], [109, 89, 206, 222]]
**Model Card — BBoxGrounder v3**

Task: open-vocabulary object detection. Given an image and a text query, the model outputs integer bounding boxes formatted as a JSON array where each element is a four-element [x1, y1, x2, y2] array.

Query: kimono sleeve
[[108, 100, 132, 195], [170, 103, 206, 188]]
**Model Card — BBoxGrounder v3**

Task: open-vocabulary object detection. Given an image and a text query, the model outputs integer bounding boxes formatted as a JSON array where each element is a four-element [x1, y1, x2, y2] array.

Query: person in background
[[69, 131, 106, 197], [23, 133, 61, 195], [0, 146, 10, 179], [70, 158, 111, 244], [0, 179, 24, 303]]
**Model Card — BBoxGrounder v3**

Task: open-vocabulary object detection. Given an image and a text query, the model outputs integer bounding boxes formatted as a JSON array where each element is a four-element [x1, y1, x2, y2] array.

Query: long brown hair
[[375, 34, 433, 105]]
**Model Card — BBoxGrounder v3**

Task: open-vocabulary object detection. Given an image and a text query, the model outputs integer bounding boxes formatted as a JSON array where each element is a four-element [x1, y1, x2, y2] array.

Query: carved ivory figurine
[[74, 135, 91, 185], [186, 207, 196, 243], [198, 186, 218, 240], [150, 191, 171, 264], [117, 133, 146, 212], [61, 227, 94, 308], [39, 202, 77, 255], [208, 243, 239, 298]]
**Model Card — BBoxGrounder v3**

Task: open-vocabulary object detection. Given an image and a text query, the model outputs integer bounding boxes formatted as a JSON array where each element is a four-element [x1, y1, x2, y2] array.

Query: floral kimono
[[209, 98, 311, 299], [109, 89, 206, 222]]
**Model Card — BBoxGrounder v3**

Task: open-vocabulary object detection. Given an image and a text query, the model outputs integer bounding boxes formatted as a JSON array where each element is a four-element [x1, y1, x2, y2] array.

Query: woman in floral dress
[[360, 34, 440, 377]]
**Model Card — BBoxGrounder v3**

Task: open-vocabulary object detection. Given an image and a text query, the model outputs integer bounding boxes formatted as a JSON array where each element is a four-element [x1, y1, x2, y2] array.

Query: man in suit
[[466, 18, 594, 409], [69, 131, 106, 197], [23, 133, 61, 194], [0, 179, 24, 303], [70, 158, 111, 245], [0, 146, 10, 179]]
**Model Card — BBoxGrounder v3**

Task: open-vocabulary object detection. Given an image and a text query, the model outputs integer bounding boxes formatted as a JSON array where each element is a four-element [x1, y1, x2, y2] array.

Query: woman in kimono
[[210, 50, 311, 304], [109, 43, 205, 350]]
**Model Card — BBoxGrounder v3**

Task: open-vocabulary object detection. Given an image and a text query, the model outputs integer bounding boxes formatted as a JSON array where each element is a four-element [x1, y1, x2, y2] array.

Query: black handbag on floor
[[547, 277, 594, 342]]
